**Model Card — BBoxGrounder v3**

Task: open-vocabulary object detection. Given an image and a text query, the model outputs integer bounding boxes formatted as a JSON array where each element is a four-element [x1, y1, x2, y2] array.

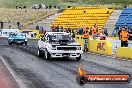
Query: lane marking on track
[[0, 55, 27, 88]]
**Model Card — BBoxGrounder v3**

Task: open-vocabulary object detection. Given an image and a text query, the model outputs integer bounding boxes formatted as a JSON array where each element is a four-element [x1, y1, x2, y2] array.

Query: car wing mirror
[[41, 38, 45, 41]]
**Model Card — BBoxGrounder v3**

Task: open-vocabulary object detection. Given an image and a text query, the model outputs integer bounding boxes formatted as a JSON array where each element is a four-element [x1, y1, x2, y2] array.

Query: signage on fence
[[97, 43, 105, 51]]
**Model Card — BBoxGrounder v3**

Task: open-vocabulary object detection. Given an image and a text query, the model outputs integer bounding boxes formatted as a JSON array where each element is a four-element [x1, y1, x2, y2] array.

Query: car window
[[49, 34, 74, 42]]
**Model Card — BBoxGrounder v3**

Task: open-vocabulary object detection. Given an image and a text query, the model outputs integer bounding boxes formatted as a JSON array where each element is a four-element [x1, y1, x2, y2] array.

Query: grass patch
[[0, 8, 57, 29]]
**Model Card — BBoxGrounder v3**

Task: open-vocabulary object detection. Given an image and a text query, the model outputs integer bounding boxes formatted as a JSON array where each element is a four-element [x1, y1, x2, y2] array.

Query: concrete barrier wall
[[88, 40, 112, 56], [116, 47, 132, 59]]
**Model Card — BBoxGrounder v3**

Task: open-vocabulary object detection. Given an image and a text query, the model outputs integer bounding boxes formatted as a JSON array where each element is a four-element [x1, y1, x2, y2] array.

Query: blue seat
[[116, 8, 132, 28]]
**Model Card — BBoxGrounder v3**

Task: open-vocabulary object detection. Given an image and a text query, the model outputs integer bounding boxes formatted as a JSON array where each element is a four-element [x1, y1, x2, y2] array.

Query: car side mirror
[[41, 38, 45, 41], [41, 38, 43, 41]]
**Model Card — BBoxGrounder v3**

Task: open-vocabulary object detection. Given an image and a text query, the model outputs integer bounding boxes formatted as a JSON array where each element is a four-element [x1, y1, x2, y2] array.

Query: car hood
[[51, 42, 80, 46]]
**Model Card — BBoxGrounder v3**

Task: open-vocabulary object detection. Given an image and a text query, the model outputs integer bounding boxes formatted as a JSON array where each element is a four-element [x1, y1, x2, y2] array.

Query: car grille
[[57, 47, 76, 50], [13, 39, 25, 41]]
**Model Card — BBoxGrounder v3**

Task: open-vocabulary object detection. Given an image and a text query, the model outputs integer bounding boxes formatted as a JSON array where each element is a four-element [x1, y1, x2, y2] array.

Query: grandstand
[[52, 6, 114, 31], [116, 8, 132, 28]]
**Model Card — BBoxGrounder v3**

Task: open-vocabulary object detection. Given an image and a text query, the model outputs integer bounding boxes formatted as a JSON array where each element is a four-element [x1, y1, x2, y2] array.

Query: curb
[[0, 55, 27, 88]]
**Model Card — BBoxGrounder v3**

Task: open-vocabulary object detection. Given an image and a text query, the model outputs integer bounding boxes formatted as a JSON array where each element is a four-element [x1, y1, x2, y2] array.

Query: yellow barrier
[[75, 35, 84, 50], [19, 30, 40, 39], [75, 35, 112, 56], [116, 47, 132, 59], [88, 40, 112, 56]]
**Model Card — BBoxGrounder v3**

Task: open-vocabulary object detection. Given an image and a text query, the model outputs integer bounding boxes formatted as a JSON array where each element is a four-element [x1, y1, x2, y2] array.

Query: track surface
[[0, 38, 132, 88]]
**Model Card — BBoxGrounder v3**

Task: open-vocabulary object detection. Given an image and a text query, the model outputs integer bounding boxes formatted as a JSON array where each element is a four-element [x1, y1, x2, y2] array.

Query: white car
[[38, 32, 83, 61]]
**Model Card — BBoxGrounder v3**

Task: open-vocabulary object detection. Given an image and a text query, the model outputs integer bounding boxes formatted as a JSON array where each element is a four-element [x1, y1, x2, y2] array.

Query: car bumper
[[9, 41, 26, 44], [48, 50, 83, 58]]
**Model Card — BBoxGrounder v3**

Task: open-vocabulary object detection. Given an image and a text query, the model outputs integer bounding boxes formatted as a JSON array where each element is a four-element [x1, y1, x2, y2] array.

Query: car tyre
[[76, 54, 81, 61], [25, 42, 27, 45], [44, 49, 51, 60], [9, 42, 12, 45], [38, 49, 44, 57]]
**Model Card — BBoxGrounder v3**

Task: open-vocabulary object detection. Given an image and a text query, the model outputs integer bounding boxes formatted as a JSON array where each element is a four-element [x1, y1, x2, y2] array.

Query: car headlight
[[10, 39, 13, 41]]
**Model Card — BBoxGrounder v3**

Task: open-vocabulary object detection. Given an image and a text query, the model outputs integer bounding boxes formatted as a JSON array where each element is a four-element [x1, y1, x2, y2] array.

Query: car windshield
[[10, 33, 25, 37], [49, 34, 74, 42]]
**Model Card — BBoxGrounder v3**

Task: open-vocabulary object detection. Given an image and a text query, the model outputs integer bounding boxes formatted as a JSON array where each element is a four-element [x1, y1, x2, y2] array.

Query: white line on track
[[0, 55, 27, 88]]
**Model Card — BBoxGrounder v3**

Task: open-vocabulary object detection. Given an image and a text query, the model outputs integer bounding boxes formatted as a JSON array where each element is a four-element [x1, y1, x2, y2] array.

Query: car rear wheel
[[38, 49, 44, 57], [25, 42, 27, 45], [76, 54, 81, 61], [9, 42, 12, 45], [44, 49, 51, 60]]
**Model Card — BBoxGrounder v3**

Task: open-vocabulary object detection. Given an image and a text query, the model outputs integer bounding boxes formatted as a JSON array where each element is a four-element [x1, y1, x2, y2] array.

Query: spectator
[[0, 22, 3, 29], [45, 5, 48, 9], [100, 31, 106, 40], [128, 26, 132, 40], [19, 24, 23, 30], [36, 25, 39, 30], [120, 27, 129, 47], [92, 24, 98, 40], [17, 22, 20, 29], [118, 28, 122, 40], [39, 4, 42, 9], [54, 6, 56, 8], [58, 7, 60, 9], [19, 5, 22, 9], [51, 25, 55, 32], [16, 6, 18, 9], [104, 28, 108, 37], [89, 27, 92, 36], [59, 26, 63, 32], [40, 26, 44, 33], [83, 27, 90, 52], [23, 6, 26, 9], [43, 30, 46, 35], [55, 25, 59, 32], [8, 21, 11, 29], [49, 5, 52, 9]]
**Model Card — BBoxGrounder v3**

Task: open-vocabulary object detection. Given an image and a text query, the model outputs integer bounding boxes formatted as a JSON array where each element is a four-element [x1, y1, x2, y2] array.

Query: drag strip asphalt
[[0, 38, 132, 88]]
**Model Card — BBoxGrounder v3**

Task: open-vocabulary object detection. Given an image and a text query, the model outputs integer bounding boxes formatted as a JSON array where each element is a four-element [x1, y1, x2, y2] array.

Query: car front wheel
[[44, 49, 51, 60], [25, 41, 27, 45], [76, 54, 81, 61], [38, 49, 44, 57], [9, 42, 12, 45]]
